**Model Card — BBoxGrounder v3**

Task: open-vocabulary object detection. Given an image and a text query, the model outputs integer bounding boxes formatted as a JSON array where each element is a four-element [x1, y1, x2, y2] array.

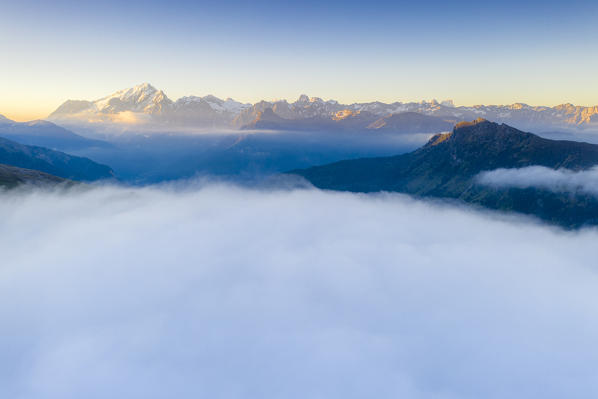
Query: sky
[[1, 0, 598, 121]]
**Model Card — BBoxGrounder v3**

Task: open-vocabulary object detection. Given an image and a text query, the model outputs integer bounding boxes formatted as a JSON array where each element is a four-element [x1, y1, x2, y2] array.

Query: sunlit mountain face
[[45, 83, 598, 134]]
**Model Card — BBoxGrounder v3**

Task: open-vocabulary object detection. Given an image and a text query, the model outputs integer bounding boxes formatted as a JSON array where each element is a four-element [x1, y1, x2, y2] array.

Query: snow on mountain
[[91, 83, 172, 115], [49, 83, 250, 128], [47, 83, 598, 133]]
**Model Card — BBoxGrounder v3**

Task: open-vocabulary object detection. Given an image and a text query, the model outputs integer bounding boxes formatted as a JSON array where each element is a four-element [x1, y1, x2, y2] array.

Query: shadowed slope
[[0, 137, 114, 181], [0, 119, 110, 150], [291, 119, 598, 227], [0, 163, 69, 188]]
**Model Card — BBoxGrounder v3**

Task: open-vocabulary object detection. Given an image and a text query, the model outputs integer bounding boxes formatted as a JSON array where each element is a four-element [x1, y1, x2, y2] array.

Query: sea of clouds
[[1, 183, 598, 399], [478, 165, 598, 196]]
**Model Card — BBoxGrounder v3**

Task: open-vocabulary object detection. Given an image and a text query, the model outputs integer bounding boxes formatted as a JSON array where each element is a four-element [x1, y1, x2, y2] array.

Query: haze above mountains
[[46, 83, 598, 134]]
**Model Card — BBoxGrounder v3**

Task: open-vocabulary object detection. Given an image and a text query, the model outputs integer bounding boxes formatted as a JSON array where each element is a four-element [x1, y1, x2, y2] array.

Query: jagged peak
[[296, 94, 310, 103], [132, 82, 156, 92], [441, 99, 455, 107], [454, 118, 491, 129], [92, 83, 173, 113], [44, 84, 598, 129], [510, 102, 531, 109], [104, 82, 160, 101], [248, 107, 286, 125], [446, 119, 541, 149], [202, 94, 223, 103]]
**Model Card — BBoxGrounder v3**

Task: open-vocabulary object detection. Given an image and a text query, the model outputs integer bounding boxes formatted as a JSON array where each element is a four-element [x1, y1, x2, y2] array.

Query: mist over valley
[[2, 0, 598, 396]]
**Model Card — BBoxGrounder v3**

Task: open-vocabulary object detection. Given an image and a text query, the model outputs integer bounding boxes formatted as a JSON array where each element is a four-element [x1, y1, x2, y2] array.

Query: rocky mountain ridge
[[290, 119, 598, 228], [46, 83, 598, 133]]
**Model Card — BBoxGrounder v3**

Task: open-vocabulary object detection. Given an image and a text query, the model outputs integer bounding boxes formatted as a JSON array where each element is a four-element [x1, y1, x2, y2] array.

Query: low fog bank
[[2, 184, 598, 398], [478, 166, 598, 196]]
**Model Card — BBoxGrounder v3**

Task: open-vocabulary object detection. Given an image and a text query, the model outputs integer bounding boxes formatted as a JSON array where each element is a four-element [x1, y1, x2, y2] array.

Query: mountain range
[[49, 83, 251, 129], [6, 100, 598, 229], [0, 115, 110, 150], [0, 136, 115, 181], [47, 83, 598, 133], [290, 119, 598, 228]]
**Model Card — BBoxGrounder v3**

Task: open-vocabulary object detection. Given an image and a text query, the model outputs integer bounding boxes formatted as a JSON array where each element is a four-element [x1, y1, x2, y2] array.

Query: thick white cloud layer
[[1, 184, 598, 399], [478, 166, 598, 196]]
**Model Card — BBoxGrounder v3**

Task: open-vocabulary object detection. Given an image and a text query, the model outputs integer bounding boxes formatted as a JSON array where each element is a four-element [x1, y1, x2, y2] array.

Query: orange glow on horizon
[[0, 108, 54, 123]]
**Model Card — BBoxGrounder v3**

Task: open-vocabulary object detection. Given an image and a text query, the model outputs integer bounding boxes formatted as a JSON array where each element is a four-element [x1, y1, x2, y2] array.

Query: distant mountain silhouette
[[242, 108, 293, 130], [0, 136, 115, 181], [290, 119, 598, 227], [0, 119, 110, 150], [366, 112, 454, 133], [46, 83, 598, 132], [243, 108, 453, 134]]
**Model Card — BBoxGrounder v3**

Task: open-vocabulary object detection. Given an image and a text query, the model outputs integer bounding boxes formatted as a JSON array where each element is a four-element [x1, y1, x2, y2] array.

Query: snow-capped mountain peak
[[296, 94, 310, 104], [174, 94, 250, 114], [441, 100, 455, 108], [46, 83, 598, 132], [91, 83, 172, 115]]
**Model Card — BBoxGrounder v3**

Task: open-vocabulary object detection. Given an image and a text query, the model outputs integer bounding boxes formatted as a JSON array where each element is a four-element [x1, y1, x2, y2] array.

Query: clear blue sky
[[1, 0, 597, 121]]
